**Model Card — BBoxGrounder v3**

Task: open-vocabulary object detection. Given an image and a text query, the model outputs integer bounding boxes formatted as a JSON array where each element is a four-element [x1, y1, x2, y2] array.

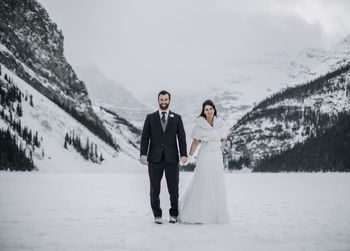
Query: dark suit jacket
[[140, 110, 187, 163]]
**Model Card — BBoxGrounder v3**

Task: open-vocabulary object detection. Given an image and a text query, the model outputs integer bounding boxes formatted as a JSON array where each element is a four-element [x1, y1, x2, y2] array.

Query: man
[[140, 90, 187, 224]]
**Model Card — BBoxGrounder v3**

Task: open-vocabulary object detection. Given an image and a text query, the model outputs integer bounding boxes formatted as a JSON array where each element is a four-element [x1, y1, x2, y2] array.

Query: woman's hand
[[220, 138, 226, 147]]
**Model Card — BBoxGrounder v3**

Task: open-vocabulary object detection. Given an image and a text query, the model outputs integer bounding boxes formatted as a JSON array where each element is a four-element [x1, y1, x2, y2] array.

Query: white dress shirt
[[159, 109, 169, 121]]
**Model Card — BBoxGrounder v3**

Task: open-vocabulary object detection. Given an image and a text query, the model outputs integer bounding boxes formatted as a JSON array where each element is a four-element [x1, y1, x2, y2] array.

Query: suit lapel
[[154, 111, 164, 132], [164, 110, 173, 134]]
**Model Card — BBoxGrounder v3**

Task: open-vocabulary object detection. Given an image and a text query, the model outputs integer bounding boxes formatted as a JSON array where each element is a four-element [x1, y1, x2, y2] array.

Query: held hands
[[140, 155, 148, 165], [180, 156, 188, 166], [141, 156, 189, 165], [221, 138, 226, 147], [185, 155, 192, 166]]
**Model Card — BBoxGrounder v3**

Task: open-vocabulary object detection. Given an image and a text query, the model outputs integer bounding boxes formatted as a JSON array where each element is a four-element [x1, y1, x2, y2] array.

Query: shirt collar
[[159, 109, 169, 116]]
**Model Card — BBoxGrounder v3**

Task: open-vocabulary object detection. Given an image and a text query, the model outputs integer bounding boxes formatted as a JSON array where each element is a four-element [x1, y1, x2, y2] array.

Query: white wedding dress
[[178, 116, 230, 224]]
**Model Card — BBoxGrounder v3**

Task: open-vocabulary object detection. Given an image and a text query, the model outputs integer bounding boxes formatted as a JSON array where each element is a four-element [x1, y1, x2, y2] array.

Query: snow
[[76, 64, 152, 125], [287, 33, 350, 86], [0, 42, 89, 113], [1, 171, 349, 251], [0, 64, 141, 173]]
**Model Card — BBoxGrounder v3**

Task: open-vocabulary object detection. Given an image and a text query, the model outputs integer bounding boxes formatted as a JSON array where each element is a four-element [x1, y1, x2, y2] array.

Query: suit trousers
[[148, 151, 179, 218]]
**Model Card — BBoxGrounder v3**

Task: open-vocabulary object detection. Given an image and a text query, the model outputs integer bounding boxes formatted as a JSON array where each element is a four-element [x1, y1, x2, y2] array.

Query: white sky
[[39, 0, 350, 104]]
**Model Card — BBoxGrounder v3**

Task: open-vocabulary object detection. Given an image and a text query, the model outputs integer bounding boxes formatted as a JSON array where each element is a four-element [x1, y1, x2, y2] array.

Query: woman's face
[[204, 105, 215, 118]]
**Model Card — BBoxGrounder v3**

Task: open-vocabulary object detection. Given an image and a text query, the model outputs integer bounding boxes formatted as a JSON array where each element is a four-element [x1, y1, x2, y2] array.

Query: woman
[[178, 100, 230, 224]]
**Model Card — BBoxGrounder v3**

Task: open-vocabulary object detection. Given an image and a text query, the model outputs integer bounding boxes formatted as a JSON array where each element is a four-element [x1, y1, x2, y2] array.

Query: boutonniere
[[169, 114, 174, 118]]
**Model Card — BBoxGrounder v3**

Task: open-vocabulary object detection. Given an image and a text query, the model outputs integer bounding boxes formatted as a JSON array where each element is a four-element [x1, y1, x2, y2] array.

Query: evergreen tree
[[29, 95, 33, 106], [0, 127, 35, 171], [34, 131, 40, 147], [16, 103, 22, 117]]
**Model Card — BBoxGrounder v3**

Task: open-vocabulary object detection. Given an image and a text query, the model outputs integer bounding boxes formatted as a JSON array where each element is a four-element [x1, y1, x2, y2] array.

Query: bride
[[178, 100, 230, 224]]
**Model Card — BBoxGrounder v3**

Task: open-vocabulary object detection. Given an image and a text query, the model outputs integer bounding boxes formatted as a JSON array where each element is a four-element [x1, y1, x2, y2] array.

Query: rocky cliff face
[[0, 0, 136, 152], [0, 0, 92, 113]]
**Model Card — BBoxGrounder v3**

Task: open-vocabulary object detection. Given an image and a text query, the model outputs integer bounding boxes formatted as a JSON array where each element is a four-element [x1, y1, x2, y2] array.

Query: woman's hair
[[199, 99, 217, 118]]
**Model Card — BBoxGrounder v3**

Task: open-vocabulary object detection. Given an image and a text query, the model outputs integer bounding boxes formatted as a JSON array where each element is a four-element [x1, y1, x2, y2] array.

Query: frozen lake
[[1, 171, 349, 250]]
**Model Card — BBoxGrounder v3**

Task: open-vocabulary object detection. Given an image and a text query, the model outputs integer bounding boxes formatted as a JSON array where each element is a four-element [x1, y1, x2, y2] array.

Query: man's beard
[[159, 103, 169, 110]]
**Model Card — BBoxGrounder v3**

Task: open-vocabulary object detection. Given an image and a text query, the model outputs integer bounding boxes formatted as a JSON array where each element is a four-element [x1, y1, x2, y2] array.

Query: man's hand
[[140, 155, 148, 165], [180, 156, 188, 165]]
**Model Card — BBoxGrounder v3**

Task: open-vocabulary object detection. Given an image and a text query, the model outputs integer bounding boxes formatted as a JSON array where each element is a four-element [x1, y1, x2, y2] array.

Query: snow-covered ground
[[1, 171, 349, 251]]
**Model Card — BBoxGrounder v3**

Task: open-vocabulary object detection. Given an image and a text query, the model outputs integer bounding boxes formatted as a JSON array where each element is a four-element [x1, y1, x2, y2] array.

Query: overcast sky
[[39, 0, 350, 103]]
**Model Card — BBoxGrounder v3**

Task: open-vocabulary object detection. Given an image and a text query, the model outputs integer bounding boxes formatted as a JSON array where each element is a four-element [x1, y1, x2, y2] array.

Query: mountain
[[0, 64, 140, 172], [223, 61, 350, 171], [187, 34, 350, 140], [0, 0, 90, 113], [221, 33, 350, 172], [0, 0, 142, 170], [287, 34, 350, 83], [170, 56, 292, 156], [76, 63, 152, 127]]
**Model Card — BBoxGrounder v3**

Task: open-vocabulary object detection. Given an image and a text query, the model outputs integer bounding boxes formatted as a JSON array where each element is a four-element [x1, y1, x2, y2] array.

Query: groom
[[140, 90, 187, 224]]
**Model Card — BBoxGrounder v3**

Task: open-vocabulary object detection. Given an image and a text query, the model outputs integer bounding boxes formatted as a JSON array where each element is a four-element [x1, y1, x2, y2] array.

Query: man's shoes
[[169, 216, 178, 223], [154, 217, 162, 224]]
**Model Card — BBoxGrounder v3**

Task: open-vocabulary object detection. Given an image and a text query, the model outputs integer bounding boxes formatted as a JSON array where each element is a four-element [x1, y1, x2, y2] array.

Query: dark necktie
[[161, 112, 166, 123]]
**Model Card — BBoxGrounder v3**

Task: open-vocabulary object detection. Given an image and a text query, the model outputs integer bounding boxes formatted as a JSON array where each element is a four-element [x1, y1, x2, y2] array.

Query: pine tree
[[89, 142, 94, 160], [34, 131, 40, 147], [29, 95, 33, 106], [85, 137, 90, 159], [16, 103, 22, 117]]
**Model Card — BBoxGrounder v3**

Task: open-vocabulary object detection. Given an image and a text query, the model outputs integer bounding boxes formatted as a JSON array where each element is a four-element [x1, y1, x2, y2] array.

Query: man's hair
[[158, 90, 171, 100]]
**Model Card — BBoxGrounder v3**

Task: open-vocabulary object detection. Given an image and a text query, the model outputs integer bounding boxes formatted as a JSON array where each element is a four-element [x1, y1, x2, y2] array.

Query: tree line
[[0, 76, 41, 171], [64, 130, 104, 163], [0, 127, 36, 171], [253, 111, 350, 172]]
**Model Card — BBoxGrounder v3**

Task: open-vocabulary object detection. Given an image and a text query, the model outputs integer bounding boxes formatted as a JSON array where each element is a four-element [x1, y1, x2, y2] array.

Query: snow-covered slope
[[0, 0, 91, 114], [287, 34, 350, 84], [0, 64, 141, 172], [224, 63, 350, 169], [92, 106, 142, 159], [76, 64, 152, 127], [0, 0, 142, 162]]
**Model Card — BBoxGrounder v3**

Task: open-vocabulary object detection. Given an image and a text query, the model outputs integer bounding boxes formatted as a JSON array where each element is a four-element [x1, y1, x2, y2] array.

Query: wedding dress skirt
[[178, 141, 230, 224]]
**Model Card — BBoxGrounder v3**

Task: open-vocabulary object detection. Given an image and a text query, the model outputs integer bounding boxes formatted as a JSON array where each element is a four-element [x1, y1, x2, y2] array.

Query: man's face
[[158, 94, 170, 110]]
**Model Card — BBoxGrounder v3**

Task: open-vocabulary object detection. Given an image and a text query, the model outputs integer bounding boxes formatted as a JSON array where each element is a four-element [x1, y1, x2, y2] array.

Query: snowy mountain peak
[[287, 33, 350, 84], [76, 64, 152, 126]]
